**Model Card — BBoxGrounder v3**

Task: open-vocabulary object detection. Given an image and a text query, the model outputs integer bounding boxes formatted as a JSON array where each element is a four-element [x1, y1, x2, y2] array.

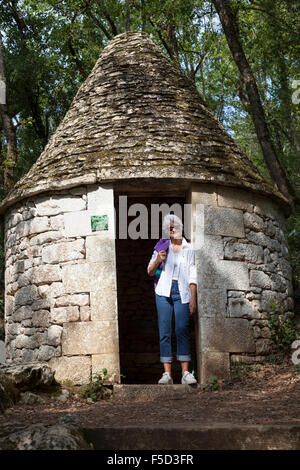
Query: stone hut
[[0, 31, 294, 386]]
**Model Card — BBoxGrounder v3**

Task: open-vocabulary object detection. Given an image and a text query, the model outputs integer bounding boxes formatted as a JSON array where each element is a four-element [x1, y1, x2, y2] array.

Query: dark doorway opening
[[114, 193, 197, 384]]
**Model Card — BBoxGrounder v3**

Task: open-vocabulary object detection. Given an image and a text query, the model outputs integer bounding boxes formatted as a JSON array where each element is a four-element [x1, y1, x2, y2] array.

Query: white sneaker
[[181, 371, 197, 385], [158, 372, 173, 384]]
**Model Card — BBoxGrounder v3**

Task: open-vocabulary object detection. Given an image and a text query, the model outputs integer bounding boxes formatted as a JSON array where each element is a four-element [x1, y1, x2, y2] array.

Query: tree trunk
[[126, 0, 130, 32], [212, 0, 297, 213], [0, 35, 17, 194]]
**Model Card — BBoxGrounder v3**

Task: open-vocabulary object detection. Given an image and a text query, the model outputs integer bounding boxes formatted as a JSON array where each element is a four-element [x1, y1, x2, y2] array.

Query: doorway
[[114, 192, 197, 384]]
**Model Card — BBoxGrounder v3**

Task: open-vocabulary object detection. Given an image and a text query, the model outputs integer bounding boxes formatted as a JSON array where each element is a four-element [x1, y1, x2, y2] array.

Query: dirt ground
[[1, 357, 299, 429]]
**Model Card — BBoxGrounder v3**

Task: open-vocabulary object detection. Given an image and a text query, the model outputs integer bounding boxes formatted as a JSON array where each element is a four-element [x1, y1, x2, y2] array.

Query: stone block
[[50, 306, 80, 324], [92, 353, 120, 383], [41, 240, 85, 264], [29, 265, 62, 285], [80, 306, 91, 321], [61, 263, 90, 293], [37, 345, 59, 361], [269, 274, 287, 292], [49, 215, 64, 231], [204, 207, 245, 237], [61, 321, 119, 355], [199, 351, 231, 384], [90, 290, 118, 321], [253, 195, 281, 221], [87, 184, 114, 210], [86, 237, 116, 263], [224, 242, 264, 263], [193, 203, 205, 250], [217, 187, 254, 212], [197, 259, 250, 290], [250, 270, 272, 289], [4, 295, 15, 317], [197, 235, 224, 260], [12, 306, 32, 322], [199, 317, 255, 353], [41, 282, 65, 299], [64, 209, 115, 238], [255, 338, 272, 354], [243, 212, 265, 232], [261, 290, 286, 311], [89, 264, 117, 293], [29, 231, 63, 246], [32, 310, 50, 327], [46, 325, 63, 346], [277, 258, 293, 280], [14, 334, 39, 349], [190, 183, 218, 206], [6, 211, 22, 229], [14, 217, 50, 239], [35, 195, 86, 216], [23, 207, 38, 220], [198, 289, 227, 317], [31, 299, 51, 310], [228, 297, 261, 318], [14, 285, 39, 306], [49, 356, 92, 385], [54, 294, 89, 307], [0, 340, 6, 364]]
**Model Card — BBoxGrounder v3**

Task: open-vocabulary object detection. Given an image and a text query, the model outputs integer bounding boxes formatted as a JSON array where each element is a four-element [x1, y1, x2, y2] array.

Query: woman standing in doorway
[[147, 214, 197, 385]]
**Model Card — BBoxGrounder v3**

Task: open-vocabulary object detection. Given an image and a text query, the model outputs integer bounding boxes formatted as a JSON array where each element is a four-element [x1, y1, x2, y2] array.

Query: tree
[[212, 0, 297, 213], [0, 34, 17, 194]]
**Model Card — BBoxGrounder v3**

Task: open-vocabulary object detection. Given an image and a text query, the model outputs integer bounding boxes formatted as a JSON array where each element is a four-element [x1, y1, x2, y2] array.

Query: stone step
[[112, 384, 200, 400], [83, 423, 300, 450]]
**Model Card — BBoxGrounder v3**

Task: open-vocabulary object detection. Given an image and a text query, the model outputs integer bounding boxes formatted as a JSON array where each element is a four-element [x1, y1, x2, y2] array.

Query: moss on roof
[[0, 31, 292, 215]]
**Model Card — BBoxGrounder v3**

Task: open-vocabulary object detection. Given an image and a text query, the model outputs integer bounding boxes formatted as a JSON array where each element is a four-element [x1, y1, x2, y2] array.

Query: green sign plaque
[[91, 215, 109, 231]]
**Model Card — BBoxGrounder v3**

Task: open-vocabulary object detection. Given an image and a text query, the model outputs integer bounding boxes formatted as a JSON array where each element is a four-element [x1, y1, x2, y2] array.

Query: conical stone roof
[[0, 31, 291, 214]]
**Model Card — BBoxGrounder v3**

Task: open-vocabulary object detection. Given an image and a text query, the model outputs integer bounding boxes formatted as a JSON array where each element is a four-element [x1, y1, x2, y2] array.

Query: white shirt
[[172, 249, 180, 280], [147, 237, 198, 304]]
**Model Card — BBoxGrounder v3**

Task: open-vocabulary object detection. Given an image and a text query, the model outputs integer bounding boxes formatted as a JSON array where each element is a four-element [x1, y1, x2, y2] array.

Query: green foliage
[[0, 1, 299, 346], [0, 0, 298, 189], [204, 376, 219, 391], [267, 301, 298, 355], [231, 361, 261, 380], [83, 368, 111, 401], [286, 209, 300, 286]]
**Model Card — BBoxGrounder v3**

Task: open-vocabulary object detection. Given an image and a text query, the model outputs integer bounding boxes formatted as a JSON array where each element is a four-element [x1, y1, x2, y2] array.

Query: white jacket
[[147, 237, 197, 304]]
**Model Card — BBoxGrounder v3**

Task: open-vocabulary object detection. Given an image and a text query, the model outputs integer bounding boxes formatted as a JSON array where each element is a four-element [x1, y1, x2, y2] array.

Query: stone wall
[[4, 180, 294, 386], [4, 184, 120, 385], [188, 183, 294, 383]]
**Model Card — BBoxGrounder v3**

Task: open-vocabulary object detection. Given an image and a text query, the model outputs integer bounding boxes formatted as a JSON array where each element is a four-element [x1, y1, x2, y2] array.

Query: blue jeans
[[155, 280, 191, 363]]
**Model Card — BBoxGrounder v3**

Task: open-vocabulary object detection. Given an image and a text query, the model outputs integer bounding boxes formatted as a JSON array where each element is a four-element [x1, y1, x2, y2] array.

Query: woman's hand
[[189, 297, 197, 315], [189, 283, 197, 315], [157, 250, 167, 263], [148, 250, 167, 277]]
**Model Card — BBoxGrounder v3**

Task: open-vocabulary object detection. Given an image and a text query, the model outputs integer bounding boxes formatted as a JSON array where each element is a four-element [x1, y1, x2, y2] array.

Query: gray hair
[[162, 213, 183, 236]]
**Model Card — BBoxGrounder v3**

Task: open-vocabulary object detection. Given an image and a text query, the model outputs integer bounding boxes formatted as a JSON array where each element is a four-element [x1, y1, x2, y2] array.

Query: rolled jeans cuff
[[160, 356, 172, 363], [177, 355, 191, 362]]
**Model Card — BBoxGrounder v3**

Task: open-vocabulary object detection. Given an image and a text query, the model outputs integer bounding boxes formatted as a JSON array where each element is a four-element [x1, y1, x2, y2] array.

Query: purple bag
[[153, 238, 170, 289]]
